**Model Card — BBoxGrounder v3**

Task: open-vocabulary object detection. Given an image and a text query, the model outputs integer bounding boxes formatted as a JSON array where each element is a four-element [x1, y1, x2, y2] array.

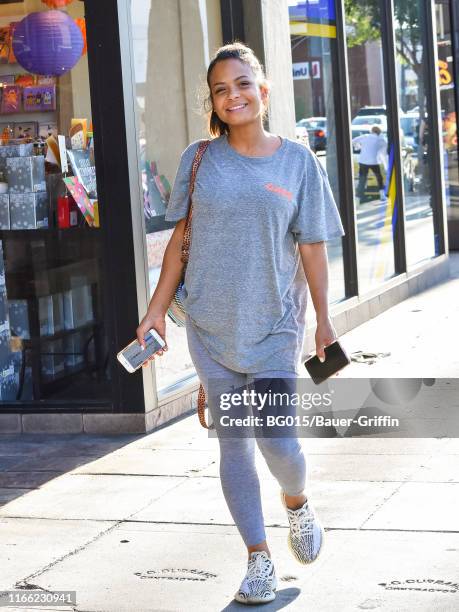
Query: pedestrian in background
[[352, 125, 387, 203], [136, 42, 344, 605]]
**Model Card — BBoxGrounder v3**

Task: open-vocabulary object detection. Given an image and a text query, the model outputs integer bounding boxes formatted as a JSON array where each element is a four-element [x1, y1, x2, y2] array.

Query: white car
[[351, 114, 387, 133]]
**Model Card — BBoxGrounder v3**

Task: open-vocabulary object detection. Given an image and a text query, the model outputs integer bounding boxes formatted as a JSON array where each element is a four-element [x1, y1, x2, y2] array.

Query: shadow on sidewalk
[[0, 433, 143, 507], [220, 587, 302, 611]]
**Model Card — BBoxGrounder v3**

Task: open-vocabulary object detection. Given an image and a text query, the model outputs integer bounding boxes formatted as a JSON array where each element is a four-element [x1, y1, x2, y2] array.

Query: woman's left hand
[[315, 317, 337, 362]]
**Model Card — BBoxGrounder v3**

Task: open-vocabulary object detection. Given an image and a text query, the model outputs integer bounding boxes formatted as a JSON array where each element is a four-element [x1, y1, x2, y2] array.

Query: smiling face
[[208, 58, 268, 130]]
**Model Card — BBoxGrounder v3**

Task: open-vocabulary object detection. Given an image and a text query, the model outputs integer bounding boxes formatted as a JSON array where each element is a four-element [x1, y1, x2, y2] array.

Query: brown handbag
[[167, 140, 213, 429]]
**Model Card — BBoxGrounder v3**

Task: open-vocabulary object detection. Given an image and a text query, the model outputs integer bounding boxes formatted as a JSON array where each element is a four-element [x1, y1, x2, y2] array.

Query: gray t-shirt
[[164, 134, 345, 375]]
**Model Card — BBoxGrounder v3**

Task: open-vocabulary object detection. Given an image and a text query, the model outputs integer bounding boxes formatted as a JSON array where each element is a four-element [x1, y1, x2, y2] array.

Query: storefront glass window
[[394, 0, 437, 267], [130, 0, 222, 392], [435, 1, 458, 222], [345, 0, 396, 292], [0, 1, 110, 404], [289, 0, 345, 304]]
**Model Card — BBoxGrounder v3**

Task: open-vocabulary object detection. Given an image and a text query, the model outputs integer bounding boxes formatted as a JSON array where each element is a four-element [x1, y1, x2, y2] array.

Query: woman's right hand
[[136, 312, 168, 367]]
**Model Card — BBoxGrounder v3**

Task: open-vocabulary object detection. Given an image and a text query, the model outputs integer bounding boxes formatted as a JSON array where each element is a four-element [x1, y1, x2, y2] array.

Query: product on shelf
[[36, 75, 56, 86], [0, 26, 11, 64], [7, 300, 30, 339], [69, 120, 86, 149], [15, 74, 35, 87], [0, 142, 34, 173], [0, 194, 10, 229], [45, 135, 60, 166], [38, 122, 58, 140], [63, 176, 94, 226], [1, 85, 21, 114], [57, 195, 79, 228], [39, 293, 64, 336], [0, 285, 10, 337], [6, 155, 46, 193], [13, 122, 38, 140], [64, 331, 85, 370], [41, 338, 65, 381], [63, 284, 93, 330], [9, 192, 49, 229], [23, 85, 56, 112], [67, 148, 97, 196], [0, 240, 5, 287], [0, 359, 16, 401]]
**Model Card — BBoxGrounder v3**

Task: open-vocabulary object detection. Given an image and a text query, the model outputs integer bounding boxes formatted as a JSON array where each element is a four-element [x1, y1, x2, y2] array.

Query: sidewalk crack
[[13, 480, 188, 590]]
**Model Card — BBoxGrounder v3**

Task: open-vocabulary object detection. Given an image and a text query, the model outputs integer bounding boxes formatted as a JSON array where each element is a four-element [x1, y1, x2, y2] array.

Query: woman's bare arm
[[299, 241, 337, 361], [136, 218, 187, 353]]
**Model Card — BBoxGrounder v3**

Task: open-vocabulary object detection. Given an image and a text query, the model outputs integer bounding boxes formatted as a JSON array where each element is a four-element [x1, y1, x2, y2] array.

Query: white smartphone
[[117, 329, 166, 373]]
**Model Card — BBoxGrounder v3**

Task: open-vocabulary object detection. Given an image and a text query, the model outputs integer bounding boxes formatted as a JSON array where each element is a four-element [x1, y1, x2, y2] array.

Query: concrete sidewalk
[[0, 256, 459, 611]]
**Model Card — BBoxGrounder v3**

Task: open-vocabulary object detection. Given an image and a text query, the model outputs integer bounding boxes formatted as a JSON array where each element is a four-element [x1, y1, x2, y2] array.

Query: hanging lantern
[[75, 18, 87, 56], [42, 0, 74, 8], [12, 11, 84, 76]]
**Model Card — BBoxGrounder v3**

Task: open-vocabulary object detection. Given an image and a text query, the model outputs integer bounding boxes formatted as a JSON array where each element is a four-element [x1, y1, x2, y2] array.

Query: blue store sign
[[289, 0, 336, 22]]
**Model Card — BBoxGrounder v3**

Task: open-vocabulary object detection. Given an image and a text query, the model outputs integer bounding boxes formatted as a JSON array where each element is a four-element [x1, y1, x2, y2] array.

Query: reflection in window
[[289, 0, 345, 304], [0, 2, 109, 404], [131, 0, 222, 391], [435, 0, 459, 228], [345, 0, 395, 292], [394, 0, 438, 267]]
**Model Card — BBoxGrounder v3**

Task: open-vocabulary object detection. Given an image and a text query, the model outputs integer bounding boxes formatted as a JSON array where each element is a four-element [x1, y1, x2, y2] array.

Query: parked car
[[295, 123, 309, 147], [296, 117, 327, 152], [356, 105, 387, 117], [351, 115, 388, 133]]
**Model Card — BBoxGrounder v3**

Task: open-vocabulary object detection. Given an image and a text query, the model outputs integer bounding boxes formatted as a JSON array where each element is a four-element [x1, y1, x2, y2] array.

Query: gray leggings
[[186, 315, 306, 547]]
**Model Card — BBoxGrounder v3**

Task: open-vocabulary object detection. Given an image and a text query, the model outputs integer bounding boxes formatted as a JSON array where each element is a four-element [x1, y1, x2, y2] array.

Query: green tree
[[344, 0, 422, 76]]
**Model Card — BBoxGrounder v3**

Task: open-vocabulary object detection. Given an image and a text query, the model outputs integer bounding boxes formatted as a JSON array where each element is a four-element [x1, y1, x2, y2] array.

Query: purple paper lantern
[[12, 10, 84, 76]]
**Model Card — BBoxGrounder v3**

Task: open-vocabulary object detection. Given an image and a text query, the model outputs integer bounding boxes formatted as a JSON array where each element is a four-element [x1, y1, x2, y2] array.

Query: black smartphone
[[304, 340, 350, 384]]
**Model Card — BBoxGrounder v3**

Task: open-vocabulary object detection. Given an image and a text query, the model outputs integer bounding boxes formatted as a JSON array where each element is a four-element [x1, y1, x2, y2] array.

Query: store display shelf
[[0, 227, 99, 238], [20, 320, 98, 344]]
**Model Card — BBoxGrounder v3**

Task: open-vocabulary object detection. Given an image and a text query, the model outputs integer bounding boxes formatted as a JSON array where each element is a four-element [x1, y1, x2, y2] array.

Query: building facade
[[0, 0, 456, 434]]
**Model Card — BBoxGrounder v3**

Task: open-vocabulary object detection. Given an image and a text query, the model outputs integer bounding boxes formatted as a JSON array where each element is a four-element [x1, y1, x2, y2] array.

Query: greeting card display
[[1, 85, 21, 114], [63, 176, 94, 226], [13, 122, 38, 140], [36, 75, 57, 86], [39, 122, 58, 140], [70, 120, 86, 149], [0, 27, 11, 64], [67, 149, 97, 197], [23, 86, 56, 112]]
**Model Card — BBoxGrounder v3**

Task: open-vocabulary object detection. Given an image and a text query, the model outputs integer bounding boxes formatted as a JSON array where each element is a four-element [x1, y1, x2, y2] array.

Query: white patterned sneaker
[[281, 490, 324, 564], [234, 550, 277, 605]]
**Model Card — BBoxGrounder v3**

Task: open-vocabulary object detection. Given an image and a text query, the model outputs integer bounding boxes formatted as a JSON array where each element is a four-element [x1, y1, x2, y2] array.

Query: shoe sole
[[233, 591, 276, 605], [281, 490, 325, 565]]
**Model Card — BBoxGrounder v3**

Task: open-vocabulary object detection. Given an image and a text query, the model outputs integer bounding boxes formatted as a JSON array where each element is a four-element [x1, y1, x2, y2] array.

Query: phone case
[[117, 331, 165, 372], [304, 340, 350, 384]]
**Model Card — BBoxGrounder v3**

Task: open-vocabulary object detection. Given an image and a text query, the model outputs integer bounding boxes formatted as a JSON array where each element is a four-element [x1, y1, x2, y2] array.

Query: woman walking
[[136, 42, 345, 605]]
